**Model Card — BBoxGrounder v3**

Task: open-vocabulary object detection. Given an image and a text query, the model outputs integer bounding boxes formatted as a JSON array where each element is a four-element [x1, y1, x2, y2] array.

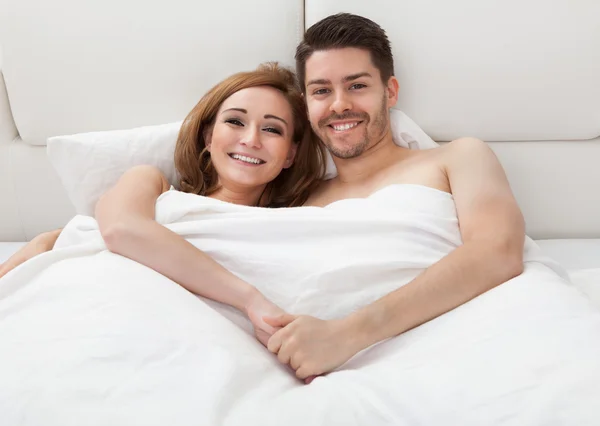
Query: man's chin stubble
[[326, 140, 370, 160], [321, 128, 371, 160]]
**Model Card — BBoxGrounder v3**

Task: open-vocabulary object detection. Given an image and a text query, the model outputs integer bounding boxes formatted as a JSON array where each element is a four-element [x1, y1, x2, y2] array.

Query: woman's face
[[207, 86, 298, 191]]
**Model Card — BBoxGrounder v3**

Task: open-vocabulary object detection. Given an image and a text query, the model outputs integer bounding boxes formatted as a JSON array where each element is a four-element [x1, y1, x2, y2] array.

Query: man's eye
[[225, 118, 243, 126], [264, 127, 282, 135], [350, 83, 366, 90], [313, 88, 330, 95]]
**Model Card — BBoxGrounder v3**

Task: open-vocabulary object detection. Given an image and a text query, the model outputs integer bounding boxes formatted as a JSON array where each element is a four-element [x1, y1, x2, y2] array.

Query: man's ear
[[283, 143, 299, 169], [386, 76, 400, 108]]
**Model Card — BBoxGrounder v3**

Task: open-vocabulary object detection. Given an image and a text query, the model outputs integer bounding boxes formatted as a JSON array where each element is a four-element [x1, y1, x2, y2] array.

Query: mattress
[[535, 239, 600, 270]]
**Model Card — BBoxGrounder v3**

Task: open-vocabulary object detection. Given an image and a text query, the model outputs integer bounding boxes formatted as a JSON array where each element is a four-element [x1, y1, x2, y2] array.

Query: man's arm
[[265, 138, 526, 380], [346, 137, 525, 349]]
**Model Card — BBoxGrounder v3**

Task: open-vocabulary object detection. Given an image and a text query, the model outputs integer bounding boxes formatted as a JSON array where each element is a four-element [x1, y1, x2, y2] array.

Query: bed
[[1, 0, 599, 425]]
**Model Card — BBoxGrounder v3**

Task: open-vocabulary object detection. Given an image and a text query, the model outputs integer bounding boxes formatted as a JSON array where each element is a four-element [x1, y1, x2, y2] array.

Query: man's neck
[[332, 129, 409, 185]]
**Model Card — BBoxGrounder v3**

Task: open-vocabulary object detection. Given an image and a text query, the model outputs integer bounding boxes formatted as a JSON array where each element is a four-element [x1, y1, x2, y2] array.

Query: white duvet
[[1, 184, 599, 426]]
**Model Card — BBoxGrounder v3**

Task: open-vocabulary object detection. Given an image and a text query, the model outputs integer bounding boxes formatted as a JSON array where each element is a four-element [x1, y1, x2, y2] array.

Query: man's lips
[[327, 121, 363, 132]]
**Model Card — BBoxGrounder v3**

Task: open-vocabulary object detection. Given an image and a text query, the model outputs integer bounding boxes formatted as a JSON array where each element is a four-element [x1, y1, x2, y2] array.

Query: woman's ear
[[283, 143, 298, 169], [203, 124, 214, 151]]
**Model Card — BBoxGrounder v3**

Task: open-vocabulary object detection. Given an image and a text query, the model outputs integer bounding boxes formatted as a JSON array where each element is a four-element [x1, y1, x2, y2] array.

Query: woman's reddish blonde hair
[[174, 62, 325, 207]]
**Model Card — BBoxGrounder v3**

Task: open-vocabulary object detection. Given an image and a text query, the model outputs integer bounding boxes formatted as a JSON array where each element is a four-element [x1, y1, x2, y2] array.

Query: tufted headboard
[[1, 0, 599, 240]]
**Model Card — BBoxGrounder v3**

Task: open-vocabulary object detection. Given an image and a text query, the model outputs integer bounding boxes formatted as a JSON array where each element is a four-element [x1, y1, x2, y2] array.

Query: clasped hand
[[263, 314, 360, 382]]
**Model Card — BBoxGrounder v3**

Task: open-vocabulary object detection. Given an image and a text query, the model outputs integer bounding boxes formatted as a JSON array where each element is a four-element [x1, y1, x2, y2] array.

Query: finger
[[295, 365, 313, 380], [255, 328, 271, 347], [290, 354, 301, 371], [304, 375, 318, 384], [263, 314, 297, 328], [277, 342, 293, 365], [266, 331, 283, 354]]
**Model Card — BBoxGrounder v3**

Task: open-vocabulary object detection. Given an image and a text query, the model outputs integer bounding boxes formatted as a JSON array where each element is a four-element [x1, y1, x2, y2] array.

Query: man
[[0, 13, 525, 382], [262, 13, 526, 381]]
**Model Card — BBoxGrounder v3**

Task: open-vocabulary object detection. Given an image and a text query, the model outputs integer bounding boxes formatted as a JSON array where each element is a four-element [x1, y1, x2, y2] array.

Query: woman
[[0, 62, 326, 347]]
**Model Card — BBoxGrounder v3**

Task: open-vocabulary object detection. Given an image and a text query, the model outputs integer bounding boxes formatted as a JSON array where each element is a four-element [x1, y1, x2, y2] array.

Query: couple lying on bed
[[0, 13, 526, 382]]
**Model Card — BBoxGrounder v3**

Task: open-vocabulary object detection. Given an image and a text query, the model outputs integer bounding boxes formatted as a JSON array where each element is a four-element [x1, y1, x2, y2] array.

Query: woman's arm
[[0, 228, 62, 279], [95, 165, 283, 343]]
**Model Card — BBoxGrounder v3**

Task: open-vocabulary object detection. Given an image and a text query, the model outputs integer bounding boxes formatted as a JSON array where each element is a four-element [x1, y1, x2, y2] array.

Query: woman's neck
[[209, 183, 267, 207]]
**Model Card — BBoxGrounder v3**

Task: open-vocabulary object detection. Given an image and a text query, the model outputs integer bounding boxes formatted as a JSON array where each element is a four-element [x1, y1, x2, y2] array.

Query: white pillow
[[47, 121, 183, 216], [47, 110, 437, 216]]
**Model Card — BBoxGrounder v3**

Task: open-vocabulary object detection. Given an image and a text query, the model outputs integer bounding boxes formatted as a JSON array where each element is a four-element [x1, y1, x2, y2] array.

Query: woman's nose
[[240, 125, 262, 149]]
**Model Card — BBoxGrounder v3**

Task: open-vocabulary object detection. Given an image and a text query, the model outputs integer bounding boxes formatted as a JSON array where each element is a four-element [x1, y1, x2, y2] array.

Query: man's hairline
[[298, 46, 392, 91]]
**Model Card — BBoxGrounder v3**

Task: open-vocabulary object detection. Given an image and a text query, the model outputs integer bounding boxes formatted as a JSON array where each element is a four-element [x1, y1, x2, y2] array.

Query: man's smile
[[327, 121, 364, 133]]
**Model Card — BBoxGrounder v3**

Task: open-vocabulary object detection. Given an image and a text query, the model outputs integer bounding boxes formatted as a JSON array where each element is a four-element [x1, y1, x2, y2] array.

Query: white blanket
[[1, 184, 599, 426]]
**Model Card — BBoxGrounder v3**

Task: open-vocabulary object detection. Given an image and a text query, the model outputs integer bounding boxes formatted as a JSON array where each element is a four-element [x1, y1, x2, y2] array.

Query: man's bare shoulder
[[303, 140, 493, 206], [438, 137, 506, 178], [381, 146, 448, 191], [384, 138, 495, 192], [439, 137, 493, 162]]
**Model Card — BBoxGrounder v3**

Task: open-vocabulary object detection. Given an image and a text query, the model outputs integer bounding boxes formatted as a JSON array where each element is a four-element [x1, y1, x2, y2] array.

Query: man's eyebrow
[[306, 72, 373, 87], [306, 78, 331, 87], [264, 114, 288, 126], [342, 72, 372, 82]]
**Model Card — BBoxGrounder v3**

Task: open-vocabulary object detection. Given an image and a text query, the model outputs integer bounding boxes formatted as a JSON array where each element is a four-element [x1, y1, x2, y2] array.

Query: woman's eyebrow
[[222, 108, 287, 126], [264, 114, 288, 126], [222, 107, 247, 114]]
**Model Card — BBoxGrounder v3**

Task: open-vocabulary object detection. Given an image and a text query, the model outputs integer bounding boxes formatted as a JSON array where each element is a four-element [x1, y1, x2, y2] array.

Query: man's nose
[[330, 92, 352, 115], [240, 126, 262, 149]]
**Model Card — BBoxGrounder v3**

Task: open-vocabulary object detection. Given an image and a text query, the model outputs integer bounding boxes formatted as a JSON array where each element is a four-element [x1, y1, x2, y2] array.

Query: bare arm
[[95, 165, 265, 314], [0, 228, 62, 279], [265, 138, 526, 379], [348, 137, 525, 349]]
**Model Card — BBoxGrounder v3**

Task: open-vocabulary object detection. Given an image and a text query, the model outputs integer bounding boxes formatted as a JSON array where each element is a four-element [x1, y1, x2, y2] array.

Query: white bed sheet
[[2, 239, 600, 267], [1, 239, 599, 308], [1, 190, 600, 425]]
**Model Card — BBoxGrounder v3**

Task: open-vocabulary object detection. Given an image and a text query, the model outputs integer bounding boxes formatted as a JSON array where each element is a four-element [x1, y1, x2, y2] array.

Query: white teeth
[[332, 122, 359, 131], [231, 154, 262, 164]]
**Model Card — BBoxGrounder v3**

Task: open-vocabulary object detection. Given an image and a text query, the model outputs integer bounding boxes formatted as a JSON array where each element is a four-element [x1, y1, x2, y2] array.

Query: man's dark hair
[[295, 13, 394, 92]]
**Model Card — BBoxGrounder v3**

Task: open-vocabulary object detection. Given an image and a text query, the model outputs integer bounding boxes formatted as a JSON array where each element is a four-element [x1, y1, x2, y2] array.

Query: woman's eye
[[264, 127, 282, 135], [313, 88, 330, 95], [225, 118, 243, 126]]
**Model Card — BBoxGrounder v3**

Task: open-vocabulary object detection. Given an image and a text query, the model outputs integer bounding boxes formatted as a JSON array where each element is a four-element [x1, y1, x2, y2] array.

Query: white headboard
[[0, 0, 304, 240], [306, 0, 600, 238], [1, 0, 599, 240], [308, 1, 600, 142]]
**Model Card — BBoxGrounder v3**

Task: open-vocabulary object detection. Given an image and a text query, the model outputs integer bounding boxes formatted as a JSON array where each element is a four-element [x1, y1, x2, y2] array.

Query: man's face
[[304, 48, 398, 159]]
